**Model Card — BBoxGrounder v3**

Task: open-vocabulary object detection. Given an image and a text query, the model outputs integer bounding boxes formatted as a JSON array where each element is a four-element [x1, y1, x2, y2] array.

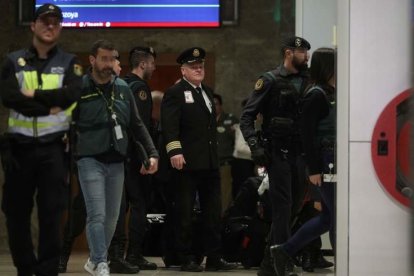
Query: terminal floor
[[0, 252, 334, 276]]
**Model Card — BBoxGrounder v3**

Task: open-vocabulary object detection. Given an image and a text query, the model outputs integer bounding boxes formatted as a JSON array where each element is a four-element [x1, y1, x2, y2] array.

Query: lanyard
[[96, 83, 119, 124]]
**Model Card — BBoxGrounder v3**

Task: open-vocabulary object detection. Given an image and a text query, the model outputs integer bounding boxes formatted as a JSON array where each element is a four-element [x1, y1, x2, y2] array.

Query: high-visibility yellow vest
[[7, 48, 76, 137]]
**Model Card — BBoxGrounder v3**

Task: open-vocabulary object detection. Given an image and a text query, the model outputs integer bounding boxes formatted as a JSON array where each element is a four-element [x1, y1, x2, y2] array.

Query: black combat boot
[[301, 251, 314, 272], [108, 242, 140, 273], [257, 246, 276, 276], [58, 254, 70, 273], [126, 253, 157, 270], [270, 245, 298, 276], [313, 250, 334, 269], [58, 236, 74, 273]]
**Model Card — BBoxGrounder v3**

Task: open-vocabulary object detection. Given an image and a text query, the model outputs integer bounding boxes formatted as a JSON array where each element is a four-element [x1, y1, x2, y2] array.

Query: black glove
[[248, 137, 269, 166]]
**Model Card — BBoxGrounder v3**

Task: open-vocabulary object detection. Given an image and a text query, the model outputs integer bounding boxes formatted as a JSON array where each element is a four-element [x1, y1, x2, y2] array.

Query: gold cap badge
[[193, 49, 200, 57]]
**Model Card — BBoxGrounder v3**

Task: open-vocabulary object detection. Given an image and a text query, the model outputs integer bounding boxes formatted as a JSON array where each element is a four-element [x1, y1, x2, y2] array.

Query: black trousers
[[268, 146, 306, 245], [1, 141, 67, 276], [111, 158, 152, 256], [173, 169, 222, 263]]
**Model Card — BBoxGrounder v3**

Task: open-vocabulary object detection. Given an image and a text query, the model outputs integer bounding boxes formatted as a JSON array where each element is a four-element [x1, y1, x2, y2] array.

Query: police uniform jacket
[[74, 73, 158, 162], [123, 73, 153, 132], [0, 45, 82, 143], [240, 64, 309, 142], [161, 79, 218, 171]]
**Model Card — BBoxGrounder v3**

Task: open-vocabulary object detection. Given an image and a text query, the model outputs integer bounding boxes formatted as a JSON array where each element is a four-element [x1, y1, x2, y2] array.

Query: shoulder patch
[[255, 78, 264, 91], [138, 90, 147, 100], [74, 64, 83, 76], [17, 57, 26, 67]]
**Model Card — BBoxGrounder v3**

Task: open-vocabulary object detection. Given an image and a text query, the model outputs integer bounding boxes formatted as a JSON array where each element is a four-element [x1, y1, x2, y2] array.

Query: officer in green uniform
[[270, 47, 336, 276], [74, 39, 158, 276], [108, 46, 158, 273], [240, 36, 311, 276]]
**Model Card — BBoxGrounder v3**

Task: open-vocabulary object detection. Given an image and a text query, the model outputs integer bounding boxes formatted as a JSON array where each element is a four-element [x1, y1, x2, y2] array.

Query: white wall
[[297, 0, 412, 275]]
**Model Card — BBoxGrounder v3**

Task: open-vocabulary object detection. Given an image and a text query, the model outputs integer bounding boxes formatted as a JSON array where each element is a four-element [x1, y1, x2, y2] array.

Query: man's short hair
[[91, 39, 115, 57], [129, 46, 156, 68]]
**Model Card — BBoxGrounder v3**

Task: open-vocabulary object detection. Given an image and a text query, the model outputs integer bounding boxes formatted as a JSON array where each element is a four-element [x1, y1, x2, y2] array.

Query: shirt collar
[[183, 77, 202, 90]]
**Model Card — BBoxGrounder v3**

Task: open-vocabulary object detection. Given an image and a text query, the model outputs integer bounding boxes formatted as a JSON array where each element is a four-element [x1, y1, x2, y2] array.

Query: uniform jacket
[[0, 45, 82, 143], [240, 64, 309, 142], [161, 78, 218, 171], [74, 73, 158, 161], [123, 73, 153, 132]]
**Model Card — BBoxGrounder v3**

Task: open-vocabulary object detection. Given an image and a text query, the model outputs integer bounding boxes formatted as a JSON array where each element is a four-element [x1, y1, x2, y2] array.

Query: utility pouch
[[269, 117, 294, 136]]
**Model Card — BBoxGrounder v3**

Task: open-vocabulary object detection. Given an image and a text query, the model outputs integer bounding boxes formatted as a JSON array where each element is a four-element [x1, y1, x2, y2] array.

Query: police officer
[[161, 47, 236, 272], [270, 47, 336, 276], [75, 39, 158, 276], [108, 46, 158, 273], [0, 3, 82, 276], [58, 49, 123, 274], [240, 36, 311, 276]]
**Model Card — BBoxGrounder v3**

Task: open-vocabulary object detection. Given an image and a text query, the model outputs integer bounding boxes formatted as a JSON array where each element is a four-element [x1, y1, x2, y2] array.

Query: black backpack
[[221, 176, 271, 268]]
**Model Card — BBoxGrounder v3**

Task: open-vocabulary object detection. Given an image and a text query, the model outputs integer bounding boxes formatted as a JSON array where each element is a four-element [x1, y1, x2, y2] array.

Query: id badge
[[114, 125, 123, 140], [323, 173, 337, 183], [184, 91, 194, 103]]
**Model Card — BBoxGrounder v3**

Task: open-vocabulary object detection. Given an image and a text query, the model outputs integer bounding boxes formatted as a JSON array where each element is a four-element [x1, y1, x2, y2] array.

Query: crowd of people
[[0, 3, 337, 276]]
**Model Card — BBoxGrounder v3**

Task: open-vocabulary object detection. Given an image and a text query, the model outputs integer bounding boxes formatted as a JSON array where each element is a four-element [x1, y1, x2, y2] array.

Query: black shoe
[[137, 256, 157, 270], [181, 260, 204, 272], [313, 251, 334, 269], [270, 245, 289, 276], [125, 255, 157, 270], [58, 255, 69, 273], [301, 251, 314, 272], [258, 246, 276, 276], [205, 258, 237, 271], [162, 254, 181, 268], [109, 259, 140, 274]]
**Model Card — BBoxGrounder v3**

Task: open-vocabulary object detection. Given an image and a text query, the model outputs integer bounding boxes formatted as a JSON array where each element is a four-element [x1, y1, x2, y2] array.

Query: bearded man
[[240, 36, 311, 276]]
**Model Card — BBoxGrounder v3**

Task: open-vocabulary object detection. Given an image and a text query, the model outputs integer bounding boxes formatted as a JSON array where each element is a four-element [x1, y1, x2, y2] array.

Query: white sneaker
[[84, 258, 96, 275], [95, 262, 110, 276]]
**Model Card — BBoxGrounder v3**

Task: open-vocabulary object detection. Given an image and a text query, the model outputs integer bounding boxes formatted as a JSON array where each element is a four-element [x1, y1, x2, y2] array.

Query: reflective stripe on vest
[[8, 69, 75, 137]]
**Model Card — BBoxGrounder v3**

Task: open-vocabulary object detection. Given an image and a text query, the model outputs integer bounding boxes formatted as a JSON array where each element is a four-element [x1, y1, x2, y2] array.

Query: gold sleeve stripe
[[166, 141, 182, 153]]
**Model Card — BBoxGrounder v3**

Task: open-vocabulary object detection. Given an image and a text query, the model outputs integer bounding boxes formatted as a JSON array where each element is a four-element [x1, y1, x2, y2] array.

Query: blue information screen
[[36, 0, 220, 28]]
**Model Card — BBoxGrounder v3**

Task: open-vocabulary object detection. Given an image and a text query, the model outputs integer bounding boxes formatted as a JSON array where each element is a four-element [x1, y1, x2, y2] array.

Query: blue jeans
[[77, 158, 124, 264], [283, 182, 335, 256]]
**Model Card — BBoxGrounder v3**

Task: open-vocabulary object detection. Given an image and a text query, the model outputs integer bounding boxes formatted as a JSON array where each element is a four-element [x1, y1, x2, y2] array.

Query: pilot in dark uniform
[[160, 47, 236, 272], [240, 37, 311, 275]]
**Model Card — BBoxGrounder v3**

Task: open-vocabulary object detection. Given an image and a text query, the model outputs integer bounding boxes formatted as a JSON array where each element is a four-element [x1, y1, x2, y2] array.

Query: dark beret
[[34, 3, 63, 22], [128, 46, 157, 59], [281, 36, 311, 50], [176, 47, 206, 64]]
